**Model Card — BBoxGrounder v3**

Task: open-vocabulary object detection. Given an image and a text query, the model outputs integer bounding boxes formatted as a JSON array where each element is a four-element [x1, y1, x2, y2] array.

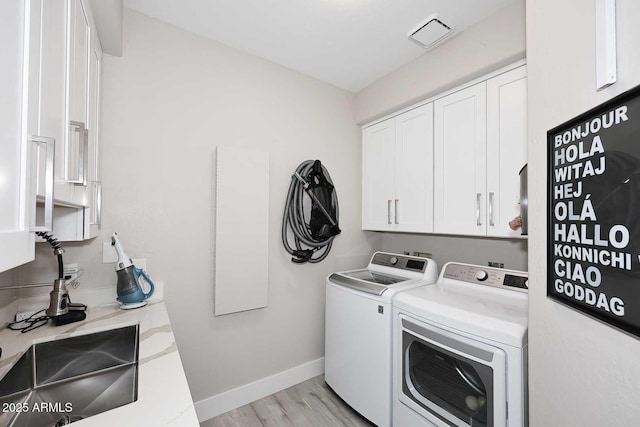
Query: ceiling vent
[[408, 15, 455, 50]]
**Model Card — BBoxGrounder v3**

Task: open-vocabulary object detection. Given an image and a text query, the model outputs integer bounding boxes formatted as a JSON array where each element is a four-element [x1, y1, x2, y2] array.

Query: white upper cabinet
[[362, 62, 527, 239], [362, 104, 434, 233], [65, 0, 90, 199], [31, 0, 96, 209], [0, 1, 35, 272], [394, 104, 434, 232], [5, 0, 103, 249], [486, 66, 528, 238], [31, 0, 71, 205], [69, 0, 90, 125], [83, 25, 103, 238], [362, 119, 396, 230], [434, 82, 487, 236]]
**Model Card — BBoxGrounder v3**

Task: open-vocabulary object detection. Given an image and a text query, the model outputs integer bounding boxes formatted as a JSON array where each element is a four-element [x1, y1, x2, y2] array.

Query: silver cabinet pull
[[30, 136, 55, 232], [394, 199, 399, 224], [67, 121, 88, 185], [96, 181, 102, 225], [476, 193, 482, 226], [489, 192, 495, 226], [387, 199, 392, 224], [90, 181, 102, 226]]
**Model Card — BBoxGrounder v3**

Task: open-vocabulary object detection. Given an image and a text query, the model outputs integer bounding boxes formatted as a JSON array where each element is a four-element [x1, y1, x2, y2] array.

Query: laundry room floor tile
[[200, 375, 375, 427]]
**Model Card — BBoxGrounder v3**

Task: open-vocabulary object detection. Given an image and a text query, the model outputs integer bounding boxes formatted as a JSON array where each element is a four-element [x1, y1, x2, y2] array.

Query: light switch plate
[[595, 0, 616, 90], [103, 241, 117, 263]]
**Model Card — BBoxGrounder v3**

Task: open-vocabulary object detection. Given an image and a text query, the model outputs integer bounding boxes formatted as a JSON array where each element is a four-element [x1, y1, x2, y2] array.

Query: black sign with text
[[548, 85, 640, 338]]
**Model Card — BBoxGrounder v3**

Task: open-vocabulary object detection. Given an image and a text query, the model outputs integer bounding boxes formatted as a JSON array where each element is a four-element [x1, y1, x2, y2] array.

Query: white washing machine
[[325, 252, 439, 427], [393, 262, 528, 427]]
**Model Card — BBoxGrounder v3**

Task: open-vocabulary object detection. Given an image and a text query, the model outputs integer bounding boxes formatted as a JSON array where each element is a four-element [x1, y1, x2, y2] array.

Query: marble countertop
[[0, 291, 199, 426]]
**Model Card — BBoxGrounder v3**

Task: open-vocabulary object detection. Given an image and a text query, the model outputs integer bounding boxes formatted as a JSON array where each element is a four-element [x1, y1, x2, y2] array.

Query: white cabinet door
[[362, 119, 395, 231], [84, 30, 103, 238], [394, 104, 434, 233], [0, 1, 35, 272], [66, 0, 90, 207], [434, 82, 487, 236], [68, 0, 89, 125], [33, 0, 75, 205], [486, 67, 527, 238], [29, 0, 102, 242]]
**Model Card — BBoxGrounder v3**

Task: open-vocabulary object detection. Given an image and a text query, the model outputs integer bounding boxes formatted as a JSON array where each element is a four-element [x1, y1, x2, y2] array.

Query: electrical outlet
[[413, 251, 433, 259], [64, 263, 79, 276], [15, 310, 39, 322]]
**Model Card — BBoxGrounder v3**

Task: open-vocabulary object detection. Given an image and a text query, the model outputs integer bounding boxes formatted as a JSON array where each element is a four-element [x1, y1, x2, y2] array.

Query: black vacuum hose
[[282, 160, 340, 264]]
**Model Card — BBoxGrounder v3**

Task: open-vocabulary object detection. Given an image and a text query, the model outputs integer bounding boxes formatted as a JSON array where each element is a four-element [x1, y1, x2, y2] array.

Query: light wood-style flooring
[[200, 375, 376, 427]]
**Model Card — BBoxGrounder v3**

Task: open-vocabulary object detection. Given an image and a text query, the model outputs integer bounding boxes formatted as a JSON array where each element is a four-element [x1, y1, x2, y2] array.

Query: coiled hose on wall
[[282, 160, 340, 264]]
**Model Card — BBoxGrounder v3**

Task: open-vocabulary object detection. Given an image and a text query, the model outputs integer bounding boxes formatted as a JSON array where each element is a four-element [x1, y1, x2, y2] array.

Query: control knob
[[389, 256, 398, 265], [475, 270, 489, 281]]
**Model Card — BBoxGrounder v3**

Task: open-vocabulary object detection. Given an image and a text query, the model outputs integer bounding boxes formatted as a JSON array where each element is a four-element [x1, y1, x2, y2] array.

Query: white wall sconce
[[595, 0, 617, 90]]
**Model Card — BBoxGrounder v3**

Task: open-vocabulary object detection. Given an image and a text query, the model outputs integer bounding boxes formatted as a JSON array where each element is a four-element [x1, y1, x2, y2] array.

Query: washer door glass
[[402, 327, 502, 427]]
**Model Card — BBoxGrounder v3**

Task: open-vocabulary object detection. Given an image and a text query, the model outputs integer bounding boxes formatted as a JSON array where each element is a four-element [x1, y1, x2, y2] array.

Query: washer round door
[[398, 315, 507, 427]]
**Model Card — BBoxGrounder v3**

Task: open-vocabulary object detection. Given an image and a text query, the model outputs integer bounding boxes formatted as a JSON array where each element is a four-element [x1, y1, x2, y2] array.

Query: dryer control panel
[[442, 263, 528, 293], [371, 252, 428, 273]]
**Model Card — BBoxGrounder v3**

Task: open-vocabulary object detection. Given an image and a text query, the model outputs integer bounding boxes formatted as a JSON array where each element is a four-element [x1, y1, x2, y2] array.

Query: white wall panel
[[214, 146, 269, 316]]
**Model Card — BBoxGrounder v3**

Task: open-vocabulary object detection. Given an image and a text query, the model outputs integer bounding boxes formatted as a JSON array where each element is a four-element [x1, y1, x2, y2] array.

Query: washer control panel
[[443, 263, 528, 293], [371, 252, 428, 273]]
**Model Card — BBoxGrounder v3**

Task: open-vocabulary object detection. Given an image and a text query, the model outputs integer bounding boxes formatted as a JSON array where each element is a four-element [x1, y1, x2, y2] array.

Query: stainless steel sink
[[0, 325, 139, 427]]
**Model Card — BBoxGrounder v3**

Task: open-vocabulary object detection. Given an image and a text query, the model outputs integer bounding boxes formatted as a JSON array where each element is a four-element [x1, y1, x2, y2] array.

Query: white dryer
[[393, 262, 528, 427], [325, 252, 438, 427]]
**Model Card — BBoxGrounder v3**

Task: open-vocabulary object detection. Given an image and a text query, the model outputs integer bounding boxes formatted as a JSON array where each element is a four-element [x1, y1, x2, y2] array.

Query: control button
[[475, 270, 489, 281], [389, 256, 398, 265]]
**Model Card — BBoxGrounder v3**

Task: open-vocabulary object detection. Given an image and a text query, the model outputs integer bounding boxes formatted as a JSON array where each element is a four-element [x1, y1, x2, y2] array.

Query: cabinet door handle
[[387, 200, 392, 224], [67, 121, 88, 185], [30, 136, 55, 232], [394, 199, 399, 224], [476, 193, 482, 226], [90, 181, 102, 226], [489, 192, 495, 226]]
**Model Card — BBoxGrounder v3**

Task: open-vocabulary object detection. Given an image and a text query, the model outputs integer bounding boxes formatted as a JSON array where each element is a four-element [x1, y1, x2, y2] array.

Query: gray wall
[[527, 0, 640, 425], [102, 10, 379, 402]]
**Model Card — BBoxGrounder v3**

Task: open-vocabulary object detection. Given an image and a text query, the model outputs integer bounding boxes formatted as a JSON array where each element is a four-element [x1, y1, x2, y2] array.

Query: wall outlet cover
[[413, 251, 433, 259], [15, 310, 39, 322], [103, 241, 117, 263]]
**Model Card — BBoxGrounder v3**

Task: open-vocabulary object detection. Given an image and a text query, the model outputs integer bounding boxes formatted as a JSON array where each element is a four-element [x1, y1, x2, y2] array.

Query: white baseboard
[[194, 357, 325, 423]]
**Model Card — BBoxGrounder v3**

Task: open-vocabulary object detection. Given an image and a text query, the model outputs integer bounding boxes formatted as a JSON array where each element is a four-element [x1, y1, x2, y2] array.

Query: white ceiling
[[124, 0, 517, 93]]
